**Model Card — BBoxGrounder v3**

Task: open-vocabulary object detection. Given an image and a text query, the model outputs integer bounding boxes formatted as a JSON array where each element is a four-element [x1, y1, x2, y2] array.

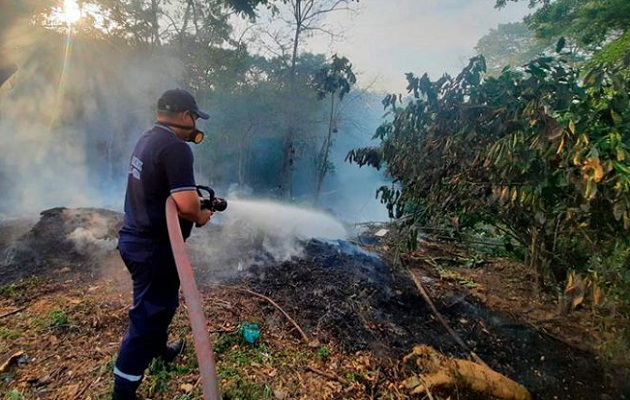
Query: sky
[[301, 0, 533, 92]]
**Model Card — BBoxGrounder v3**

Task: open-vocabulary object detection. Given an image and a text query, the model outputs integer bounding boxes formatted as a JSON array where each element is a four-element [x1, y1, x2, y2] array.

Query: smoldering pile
[[0, 207, 123, 284]]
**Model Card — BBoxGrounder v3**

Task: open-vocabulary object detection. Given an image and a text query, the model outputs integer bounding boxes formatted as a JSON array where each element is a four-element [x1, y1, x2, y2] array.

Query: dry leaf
[[180, 383, 194, 393]]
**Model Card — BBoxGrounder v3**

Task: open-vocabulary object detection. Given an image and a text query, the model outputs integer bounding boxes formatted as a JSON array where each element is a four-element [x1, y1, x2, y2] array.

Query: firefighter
[[113, 89, 212, 400]]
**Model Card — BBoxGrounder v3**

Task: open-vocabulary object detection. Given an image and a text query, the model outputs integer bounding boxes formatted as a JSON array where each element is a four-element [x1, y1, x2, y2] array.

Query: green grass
[[47, 309, 70, 329], [0, 327, 19, 340], [317, 346, 330, 361], [145, 359, 171, 397], [144, 348, 195, 397], [0, 277, 43, 300], [3, 389, 23, 400], [215, 334, 278, 399], [222, 381, 273, 400], [0, 284, 21, 299]]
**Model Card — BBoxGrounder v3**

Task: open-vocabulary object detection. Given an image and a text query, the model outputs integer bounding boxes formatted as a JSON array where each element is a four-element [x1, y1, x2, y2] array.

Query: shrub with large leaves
[[348, 51, 630, 285]]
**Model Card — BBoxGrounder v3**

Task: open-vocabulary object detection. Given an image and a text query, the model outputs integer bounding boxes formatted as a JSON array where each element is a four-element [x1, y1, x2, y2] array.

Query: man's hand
[[196, 209, 212, 227]]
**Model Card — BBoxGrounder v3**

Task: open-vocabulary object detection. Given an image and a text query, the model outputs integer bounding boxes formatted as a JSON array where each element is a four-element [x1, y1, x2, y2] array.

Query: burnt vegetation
[[2, 0, 630, 399]]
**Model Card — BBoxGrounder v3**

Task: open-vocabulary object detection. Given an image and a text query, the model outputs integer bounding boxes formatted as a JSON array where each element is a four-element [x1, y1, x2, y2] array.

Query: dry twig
[[0, 306, 27, 319], [218, 285, 310, 344], [306, 365, 351, 386], [408, 269, 488, 367]]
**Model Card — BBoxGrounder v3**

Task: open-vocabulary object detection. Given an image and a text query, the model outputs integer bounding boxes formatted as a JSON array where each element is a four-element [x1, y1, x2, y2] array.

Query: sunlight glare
[[62, 0, 81, 26]]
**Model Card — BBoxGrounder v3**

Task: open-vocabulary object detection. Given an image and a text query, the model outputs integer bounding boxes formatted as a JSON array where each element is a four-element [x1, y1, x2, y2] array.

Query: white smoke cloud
[[67, 226, 117, 254], [0, 20, 185, 215]]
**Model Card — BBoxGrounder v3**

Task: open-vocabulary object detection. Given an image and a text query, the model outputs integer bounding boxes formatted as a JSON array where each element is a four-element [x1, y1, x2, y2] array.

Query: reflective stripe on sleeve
[[114, 366, 143, 382], [170, 186, 196, 193]]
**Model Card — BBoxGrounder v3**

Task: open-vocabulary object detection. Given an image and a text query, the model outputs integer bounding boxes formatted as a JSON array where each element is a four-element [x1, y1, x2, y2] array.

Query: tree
[[475, 22, 550, 74], [495, 0, 630, 69], [200, 55, 284, 188], [312, 54, 355, 203], [233, 0, 359, 198]]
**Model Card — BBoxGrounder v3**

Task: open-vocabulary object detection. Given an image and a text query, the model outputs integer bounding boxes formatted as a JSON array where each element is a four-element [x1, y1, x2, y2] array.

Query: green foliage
[[350, 52, 630, 286], [495, 0, 630, 69], [214, 331, 245, 354], [316, 346, 330, 361], [145, 359, 171, 397], [0, 327, 19, 340], [223, 381, 273, 400], [588, 239, 630, 311], [524, 0, 630, 48], [475, 22, 551, 75], [0, 278, 41, 299], [313, 55, 356, 101], [144, 356, 193, 397], [221, 0, 273, 19], [0, 284, 21, 299], [313, 54, 357, 200], [217, 338, 275, 399], [3, 390, 22, 400], [47, 309, 69, 328], [589, 30, 630, 73]]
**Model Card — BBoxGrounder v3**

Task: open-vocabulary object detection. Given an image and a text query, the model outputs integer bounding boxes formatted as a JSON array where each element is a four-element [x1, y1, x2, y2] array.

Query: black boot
[[160, 339, 185, 363], [112, 387, 137, 400]]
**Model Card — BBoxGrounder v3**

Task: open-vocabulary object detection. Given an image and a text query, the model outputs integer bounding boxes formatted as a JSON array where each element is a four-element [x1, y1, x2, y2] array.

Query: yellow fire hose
[[165, 196, 221, 399]]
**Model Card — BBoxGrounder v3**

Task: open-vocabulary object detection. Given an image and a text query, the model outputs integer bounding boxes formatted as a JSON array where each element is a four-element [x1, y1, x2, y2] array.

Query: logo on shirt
[[129, 156, 143, 180]]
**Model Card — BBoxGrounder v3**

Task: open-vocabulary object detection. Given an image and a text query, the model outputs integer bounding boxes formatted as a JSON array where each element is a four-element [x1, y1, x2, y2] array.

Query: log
[[403, 345, 532, 400], [0, 350, 25, 373]]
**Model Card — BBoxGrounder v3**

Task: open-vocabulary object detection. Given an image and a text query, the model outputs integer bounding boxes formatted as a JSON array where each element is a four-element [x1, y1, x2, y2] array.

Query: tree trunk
[[280, 1, 303, 200], [150, 0, 161, 50], [314, 94, 336, 204]]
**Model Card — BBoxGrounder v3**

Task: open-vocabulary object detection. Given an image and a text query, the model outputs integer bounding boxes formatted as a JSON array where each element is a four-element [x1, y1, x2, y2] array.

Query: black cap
[[157, 89, 209, 119]]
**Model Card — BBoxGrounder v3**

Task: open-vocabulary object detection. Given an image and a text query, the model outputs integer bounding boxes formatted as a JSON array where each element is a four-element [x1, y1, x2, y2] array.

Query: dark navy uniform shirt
[[119, 123, 195, 242]]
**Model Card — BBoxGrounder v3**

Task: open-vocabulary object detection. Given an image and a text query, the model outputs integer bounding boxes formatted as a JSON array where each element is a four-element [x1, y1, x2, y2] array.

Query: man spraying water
[[113, 89, 212, 400]]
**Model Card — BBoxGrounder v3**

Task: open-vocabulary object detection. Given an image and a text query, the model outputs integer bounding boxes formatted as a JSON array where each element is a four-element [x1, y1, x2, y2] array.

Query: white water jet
[[187, 198, 348, 281], [214, 199, 347, 240]]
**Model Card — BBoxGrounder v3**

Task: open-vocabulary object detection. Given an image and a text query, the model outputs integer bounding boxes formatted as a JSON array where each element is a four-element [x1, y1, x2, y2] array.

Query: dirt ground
[[1, 208, 629, 399]]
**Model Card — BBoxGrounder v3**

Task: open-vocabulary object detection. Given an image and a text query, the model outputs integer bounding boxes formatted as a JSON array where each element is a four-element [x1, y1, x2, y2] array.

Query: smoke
[[0, 20, 185, 216], [0, 14, 391, 227], [186, 198, 348, 281], [66, 210, 119, 256], [312, 90, 391, 223]]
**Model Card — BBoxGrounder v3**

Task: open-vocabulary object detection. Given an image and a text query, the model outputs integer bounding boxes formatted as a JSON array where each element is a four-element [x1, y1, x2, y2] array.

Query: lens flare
[[62, 0, 82, 26]]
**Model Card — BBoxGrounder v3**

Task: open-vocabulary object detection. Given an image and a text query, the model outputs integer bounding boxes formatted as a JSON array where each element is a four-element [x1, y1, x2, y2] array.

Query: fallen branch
[[408, 269, 487, 367], [403, 345, 532, 400], [0, 306, 27, 319], [218, 285, 310, 344], [0, 350, 25, 373], [306, 365, 351, 386]]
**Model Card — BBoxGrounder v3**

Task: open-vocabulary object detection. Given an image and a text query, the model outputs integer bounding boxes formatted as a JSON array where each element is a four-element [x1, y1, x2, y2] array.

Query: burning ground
[[1, 207, 629, 399]]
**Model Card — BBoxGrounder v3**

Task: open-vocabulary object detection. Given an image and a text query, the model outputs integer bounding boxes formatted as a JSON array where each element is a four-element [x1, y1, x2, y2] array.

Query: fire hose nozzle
[[195, 185, 227, 228], [196, 185, 228, 213]]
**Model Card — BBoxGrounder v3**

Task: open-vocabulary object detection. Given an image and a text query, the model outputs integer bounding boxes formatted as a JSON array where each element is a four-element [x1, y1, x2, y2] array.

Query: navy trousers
[[114, 237, 180, 392]]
